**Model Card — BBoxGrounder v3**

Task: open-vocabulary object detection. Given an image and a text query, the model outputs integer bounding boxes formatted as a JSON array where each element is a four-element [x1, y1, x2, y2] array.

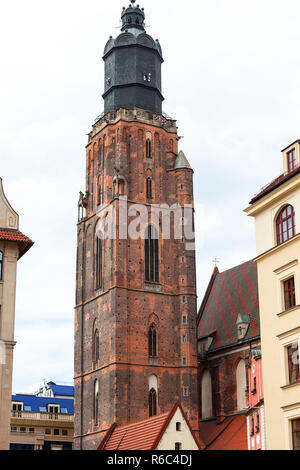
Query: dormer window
[[287, 148, 296, 172], [236, 313, 250, 340]]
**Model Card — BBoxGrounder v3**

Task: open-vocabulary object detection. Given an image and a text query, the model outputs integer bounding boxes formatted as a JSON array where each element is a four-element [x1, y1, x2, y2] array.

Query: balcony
[[11, 411, 73, 421]]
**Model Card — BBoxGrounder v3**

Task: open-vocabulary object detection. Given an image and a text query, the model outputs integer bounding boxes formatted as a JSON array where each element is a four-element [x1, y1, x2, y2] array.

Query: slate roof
[[197, 260, 260, 352], [11, 394, 74, 414], [98, 404, 202, 450], [0, 228, 33, 259], [199, 415, 247, 450]]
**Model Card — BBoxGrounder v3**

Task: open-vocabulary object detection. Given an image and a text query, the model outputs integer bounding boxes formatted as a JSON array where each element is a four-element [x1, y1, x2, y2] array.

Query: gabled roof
[[11, 394, 74, 414], [199, 415, 247, 450], [98, 403, 202, 450], [249, 165, 300, 204], [0, 228, 33, 259], [198, 260, 260, 352]]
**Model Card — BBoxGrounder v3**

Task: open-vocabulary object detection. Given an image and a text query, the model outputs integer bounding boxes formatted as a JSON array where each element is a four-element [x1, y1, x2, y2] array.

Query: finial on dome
[[130, 0, 136, 4]]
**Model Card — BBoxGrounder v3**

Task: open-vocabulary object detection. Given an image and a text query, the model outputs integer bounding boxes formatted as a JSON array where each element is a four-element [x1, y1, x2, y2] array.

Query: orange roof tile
[[0, 229, 33, 258], [199, 415, 247, 450], [98, 404, 203, 451]]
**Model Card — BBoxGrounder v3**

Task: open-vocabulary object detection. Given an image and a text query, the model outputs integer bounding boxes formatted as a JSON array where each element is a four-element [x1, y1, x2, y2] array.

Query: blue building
[[10, 382, 74, 450]]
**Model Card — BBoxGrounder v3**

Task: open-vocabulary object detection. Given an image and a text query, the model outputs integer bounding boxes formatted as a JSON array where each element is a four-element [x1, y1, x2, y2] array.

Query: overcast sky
[[1, 0, 300, 393]]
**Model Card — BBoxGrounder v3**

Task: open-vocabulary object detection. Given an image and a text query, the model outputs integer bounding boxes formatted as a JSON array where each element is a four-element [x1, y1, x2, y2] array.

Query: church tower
[[74, 1, 199, 450]]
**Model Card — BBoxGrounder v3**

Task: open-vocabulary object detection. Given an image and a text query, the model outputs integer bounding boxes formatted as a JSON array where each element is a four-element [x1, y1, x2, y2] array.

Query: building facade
[[246, 349, 265, 450], [74, 1, 199, 450], [246, 140, 300, 450], [10, 382, 74, 450], [0, 178, 33, 450], [197, 261, 261, 450]]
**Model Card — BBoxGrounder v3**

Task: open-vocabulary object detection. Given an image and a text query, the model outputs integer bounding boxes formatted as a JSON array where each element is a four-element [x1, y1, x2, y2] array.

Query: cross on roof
[[213, 258, 219, 268]]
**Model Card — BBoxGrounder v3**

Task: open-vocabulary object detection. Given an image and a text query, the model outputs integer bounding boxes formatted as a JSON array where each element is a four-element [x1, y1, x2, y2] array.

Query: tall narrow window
[[95, 235, 103, 289], [236, 359, 247, 410], [287, 149, 296, 172], [145, 225, 159, 283], [149, 388, 157, 417], [97, 181, 102, 207], [292, 419, 300, 450], [146, 139, 152, 159], [0, 251, 3, 281], [146, 177, 152, 199], [276, 205, 296, 245], [284, 277, 296, 310], [148, 325, 157, 357], [94, 380, 99, 426], [287, 343, 299, 384], [93, 328, 99, 364]]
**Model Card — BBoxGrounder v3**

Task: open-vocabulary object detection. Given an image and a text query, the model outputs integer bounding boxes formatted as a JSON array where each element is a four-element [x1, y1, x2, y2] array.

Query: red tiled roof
[[198, 260, 260, 351], [250, 165, 300, 204], [98, 404, 203, 450], [0, 229, 33, 258], [199, 415, 247, 450]]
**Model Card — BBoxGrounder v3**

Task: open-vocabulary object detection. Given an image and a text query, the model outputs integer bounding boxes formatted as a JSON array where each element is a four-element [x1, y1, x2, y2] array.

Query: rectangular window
[[12, 403, 22, 412], [287, 343, 299, 384], [182, 316, 187, 324], [182, 335, 187, 344], [183, 387, 189, 397], [283, 277, 296, 310], [11, 427, 17, 433], [48, 405, 60, 414], [62, 429, 68, 436], [45, 429, 51, 435], [293, 419, 300, 450], [176, 422, 181, 431], [29, 428, 35, 433], [54, 429, 60, 436], [287, 149, 296, 172], [175, 442, 182, 450], [182, 357, 187, 366], [20, 427, 26, 433]]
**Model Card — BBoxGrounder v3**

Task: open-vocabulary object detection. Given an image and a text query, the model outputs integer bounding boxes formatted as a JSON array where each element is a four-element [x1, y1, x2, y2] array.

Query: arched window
[[93, 328, 99, 364], [95, 234, 103, 289], [0, 251, 3, 281], [93, 380, 99, 426], [97, 180, 102, 207], [148, 325, 157, 357], [146, 177, 152, 199], [236, 359, 247, 411], [276, 204, 296, 245], [145, 225, 159, 283], [149, 388, 157, 417], [146, 138, 152, 159], [201, 370, 213, 419]]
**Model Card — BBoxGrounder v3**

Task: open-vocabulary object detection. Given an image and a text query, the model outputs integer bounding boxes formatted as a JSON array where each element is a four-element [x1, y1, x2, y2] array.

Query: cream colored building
[[245, 140, 300, 450], [0, 178, 33, 450]]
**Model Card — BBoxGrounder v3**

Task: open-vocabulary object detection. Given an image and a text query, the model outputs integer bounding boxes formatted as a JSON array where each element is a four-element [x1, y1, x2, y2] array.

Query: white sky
[[1, 0, 300, 393]]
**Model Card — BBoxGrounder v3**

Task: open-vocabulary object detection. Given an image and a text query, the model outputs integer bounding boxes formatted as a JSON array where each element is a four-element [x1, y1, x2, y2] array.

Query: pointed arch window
[[146, 138, 152, 159], [95, 234, 103, 289], [145, 225, 159, 283], [276, 204, 296, 245], [0, 251, 3, 281], [93, 380, 99, 427], [93, 328, 99, 365], [146, 177, 152, 199], [149, 388, 157, 417], [148, 325, 157, 358]]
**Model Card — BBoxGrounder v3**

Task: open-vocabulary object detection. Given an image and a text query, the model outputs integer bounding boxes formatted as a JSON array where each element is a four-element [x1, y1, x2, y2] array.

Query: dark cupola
[[102, 0, 164, 114]]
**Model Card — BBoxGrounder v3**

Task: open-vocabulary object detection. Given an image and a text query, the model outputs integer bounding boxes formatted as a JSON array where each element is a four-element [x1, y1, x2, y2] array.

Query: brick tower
[[74, 1, 199, 450]]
